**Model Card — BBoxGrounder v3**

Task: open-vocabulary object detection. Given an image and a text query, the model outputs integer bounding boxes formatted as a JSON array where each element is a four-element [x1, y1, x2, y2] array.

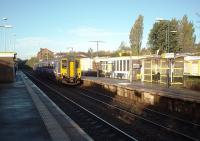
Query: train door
[[69, 61, 75, 77]]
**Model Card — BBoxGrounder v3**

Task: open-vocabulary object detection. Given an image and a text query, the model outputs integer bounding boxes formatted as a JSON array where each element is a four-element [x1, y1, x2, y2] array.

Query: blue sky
[[0, 0, 200, 59]]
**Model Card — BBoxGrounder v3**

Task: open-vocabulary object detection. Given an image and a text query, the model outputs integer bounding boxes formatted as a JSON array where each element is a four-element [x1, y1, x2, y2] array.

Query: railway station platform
[[82, 76, 200, 121], [82, 76, 200, 103], [0, 71, 93, 141]]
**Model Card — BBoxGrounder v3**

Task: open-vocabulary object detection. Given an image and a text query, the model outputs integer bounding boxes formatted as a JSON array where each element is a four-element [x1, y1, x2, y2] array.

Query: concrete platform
[[82, 76, 200, 121], [0, 71, 93, 141], [82, 76, 200, 103]]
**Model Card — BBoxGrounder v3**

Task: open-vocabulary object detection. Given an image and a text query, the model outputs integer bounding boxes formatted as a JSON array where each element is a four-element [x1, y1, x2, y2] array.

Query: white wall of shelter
[[80, 55, 200, 82]]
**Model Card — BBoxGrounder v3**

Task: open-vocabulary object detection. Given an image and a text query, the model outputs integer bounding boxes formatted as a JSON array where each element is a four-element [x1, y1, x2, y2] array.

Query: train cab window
[[62, 60, 67, 68], [76, 60, 80, 68]]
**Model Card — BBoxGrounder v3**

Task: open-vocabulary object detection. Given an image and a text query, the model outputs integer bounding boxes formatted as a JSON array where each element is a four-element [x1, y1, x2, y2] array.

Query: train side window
[[62, 60, 67, 68]]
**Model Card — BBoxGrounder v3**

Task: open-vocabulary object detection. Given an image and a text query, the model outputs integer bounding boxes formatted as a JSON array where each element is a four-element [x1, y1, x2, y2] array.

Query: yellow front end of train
[[35, 56, 81, 85], [57, 58, 81, 85], [66, 58, 81, 84]]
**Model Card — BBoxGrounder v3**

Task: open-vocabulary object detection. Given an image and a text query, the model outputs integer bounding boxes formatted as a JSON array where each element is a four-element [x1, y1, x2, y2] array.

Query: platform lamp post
[[2, 17, 13, 52], [2, 18, 7, 52], [13, 34, 16, 52], [155, 18, 170, 52], [156, 18, 171, 87], [89, 40, 104, 78], [0, 25, 13, 52], [156, 18, 178, 87], [169, 30, 177, 84]]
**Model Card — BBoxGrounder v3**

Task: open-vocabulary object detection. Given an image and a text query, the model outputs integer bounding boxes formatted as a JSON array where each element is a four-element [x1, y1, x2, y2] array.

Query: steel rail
[[24, 72, 138, 141], [71, 89, 198, 141], [82, 88, 200, 127]]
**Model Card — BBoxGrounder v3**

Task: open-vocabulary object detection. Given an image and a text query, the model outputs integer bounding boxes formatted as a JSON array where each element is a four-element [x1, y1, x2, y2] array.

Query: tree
[[140, 48, 151, 55], [148, 21, 167, 54], [148, 19, 180, 54], [116, 41, 131, 56], [195, 43, 200, 55], [118, 41, 130, 51], [169, 19, 180, 53], [178, 15, 196, 53], [25, 57, 39, 69], [129, 15, 144, 55]]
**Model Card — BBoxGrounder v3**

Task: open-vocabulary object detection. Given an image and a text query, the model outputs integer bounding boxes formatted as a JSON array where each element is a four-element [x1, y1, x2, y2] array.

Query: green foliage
[[140, 48, 151, 55], [178, 15, 196, 53], [90, 50, 114, 57], [25, 57, 39, 69], [148, 15, 196, 54], [184, 76, 200, 91], [17, 58, 28, 69], [114, 41, 131, 56], [97, 51, 113, 57], [129, 15, 144, 55], [118, 41, 130, 51], [194, 43, 200, 55], [89, 41, 131, 57], [148, 19, 180, 54]]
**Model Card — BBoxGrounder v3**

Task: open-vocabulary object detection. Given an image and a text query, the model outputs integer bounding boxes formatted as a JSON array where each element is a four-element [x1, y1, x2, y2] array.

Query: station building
[[0, 52, 17, 82], [80, 54, 200, 89]]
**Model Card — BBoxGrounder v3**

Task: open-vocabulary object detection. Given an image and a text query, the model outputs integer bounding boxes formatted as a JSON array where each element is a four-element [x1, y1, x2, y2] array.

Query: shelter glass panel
[[127, 60, 129, 71], [123, 60, 126, 71]]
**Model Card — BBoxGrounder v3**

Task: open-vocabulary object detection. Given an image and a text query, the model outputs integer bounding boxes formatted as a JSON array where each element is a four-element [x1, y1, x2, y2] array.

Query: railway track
[[80, 87, 200, 127], [24, 71, 138, 141], [78, 87, 200, 134], [24, 71, 200, 141]]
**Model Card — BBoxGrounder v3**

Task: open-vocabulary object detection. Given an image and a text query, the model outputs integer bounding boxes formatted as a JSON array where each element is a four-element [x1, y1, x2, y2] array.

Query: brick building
[[37, 48, 54, 61]]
